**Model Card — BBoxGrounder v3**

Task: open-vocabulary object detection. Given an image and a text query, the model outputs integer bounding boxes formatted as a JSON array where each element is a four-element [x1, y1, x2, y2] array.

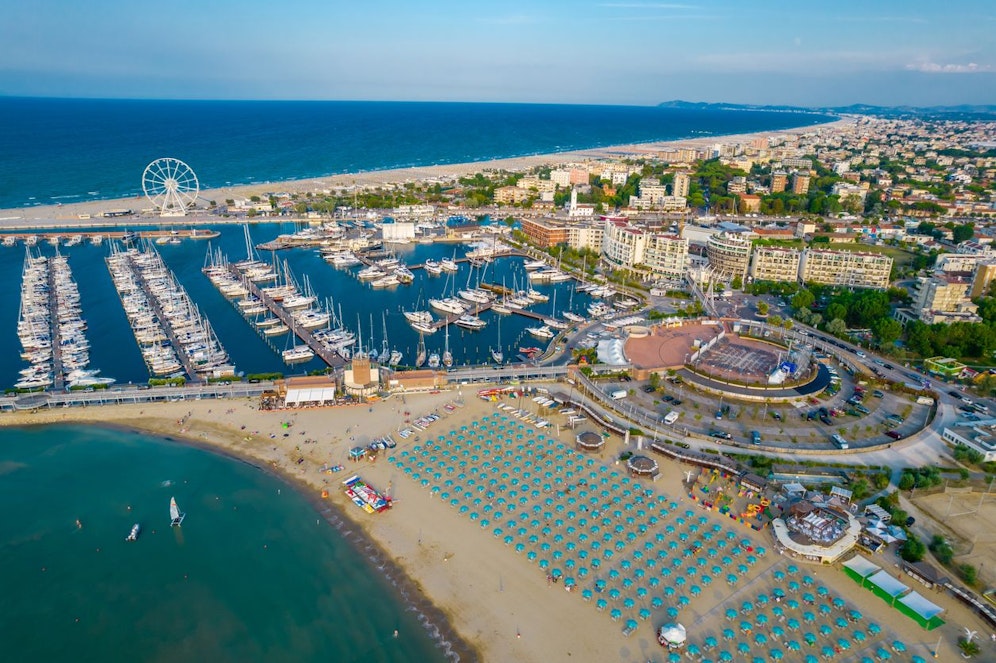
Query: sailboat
[[170, 497, 185, 527], [282, 320, 315, 364], [442, 322, 453, 368], [416, 331, 427, 367], [491, 317, 504, 364], [383, 312, 402, 365]]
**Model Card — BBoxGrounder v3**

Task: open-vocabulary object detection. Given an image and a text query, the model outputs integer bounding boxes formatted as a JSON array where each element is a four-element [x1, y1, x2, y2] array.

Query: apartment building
[[896, 274, 981, 324], [792, 173, 811, 195], [799, 249, 892, 289], [770, 171, 787, 193], [518, 217, 569, 248], [494, 186, 532, 205], [706, 231, 754, 280], [644, 234, 689, 281], [750, 246, 801, 282], [672, 171, 690, 198], [971, 262, 996, 298], [602, 218, 648, 268]]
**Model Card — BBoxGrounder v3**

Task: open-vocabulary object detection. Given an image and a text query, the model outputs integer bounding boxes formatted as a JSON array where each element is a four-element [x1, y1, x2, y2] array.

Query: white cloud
[[906, 60, 994, 73]]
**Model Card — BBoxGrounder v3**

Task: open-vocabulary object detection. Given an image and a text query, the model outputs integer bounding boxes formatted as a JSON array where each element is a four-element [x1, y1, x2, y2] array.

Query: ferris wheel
[[142, 158, 199, 217]]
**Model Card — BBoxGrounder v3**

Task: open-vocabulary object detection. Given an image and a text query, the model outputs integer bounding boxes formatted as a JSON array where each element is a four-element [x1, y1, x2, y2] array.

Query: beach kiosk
[[657, 622, 687, 649], [575, 430, 605, 453], [626, 454, 659, 480]]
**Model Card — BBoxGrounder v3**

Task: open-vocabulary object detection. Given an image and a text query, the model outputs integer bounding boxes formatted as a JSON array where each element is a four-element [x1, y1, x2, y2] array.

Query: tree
[[756, 301, 769, 316], [790, 289, 815, 312], [952, 223, 975, 244], [731, 275, 743, 290], [898, 472, 915, 491], [825, 302, 847, 321], [826, 318, 847, 337], [900, 534, 926, 562], [871, 318, 903, 348]]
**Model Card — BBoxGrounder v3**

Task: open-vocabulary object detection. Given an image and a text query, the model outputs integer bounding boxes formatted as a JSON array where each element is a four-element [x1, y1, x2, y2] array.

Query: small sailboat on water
[[126, 523, 141, 541], [170, 496, 186, 527]]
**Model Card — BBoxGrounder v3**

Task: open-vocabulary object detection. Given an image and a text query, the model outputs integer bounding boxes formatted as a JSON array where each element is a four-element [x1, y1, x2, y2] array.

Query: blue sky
[[2, 0, 994, 106]]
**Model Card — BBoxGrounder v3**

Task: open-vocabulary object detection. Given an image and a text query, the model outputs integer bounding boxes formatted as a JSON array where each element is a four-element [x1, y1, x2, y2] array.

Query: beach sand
[[0, 118, 853, 226], [3, 386, 992, 663]]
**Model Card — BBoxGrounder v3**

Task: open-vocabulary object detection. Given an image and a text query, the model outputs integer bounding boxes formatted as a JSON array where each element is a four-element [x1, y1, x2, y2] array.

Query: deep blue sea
[[0, 98, 834, 210]]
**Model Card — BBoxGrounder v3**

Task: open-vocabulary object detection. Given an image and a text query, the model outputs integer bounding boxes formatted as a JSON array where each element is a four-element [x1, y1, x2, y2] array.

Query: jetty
[[46, 264, 65, 390], [227, 265, 348, 368], [0, 229, 219, 247]]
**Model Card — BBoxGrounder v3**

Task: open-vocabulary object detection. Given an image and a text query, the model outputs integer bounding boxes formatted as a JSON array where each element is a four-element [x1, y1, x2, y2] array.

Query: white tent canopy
[[898, 591, 945, 619], [596, 339, 628, 366], [843, 555, 881, 578], [285, 386, 337, 406], [866, 569, 909, 598]]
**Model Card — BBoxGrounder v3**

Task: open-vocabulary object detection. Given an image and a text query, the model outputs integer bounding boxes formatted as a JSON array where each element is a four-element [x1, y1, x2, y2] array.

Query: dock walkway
[[229, 265, 347, 368], [47, 262, 65, 390], [124, 253, 203, 383]]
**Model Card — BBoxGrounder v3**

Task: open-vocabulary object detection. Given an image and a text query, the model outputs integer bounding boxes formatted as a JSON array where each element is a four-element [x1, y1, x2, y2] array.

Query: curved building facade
[[706, 231, 753, 280]]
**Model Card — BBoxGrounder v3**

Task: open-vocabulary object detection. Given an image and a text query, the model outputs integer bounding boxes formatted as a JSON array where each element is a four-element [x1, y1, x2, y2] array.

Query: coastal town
[[4, 114, 996, 663]]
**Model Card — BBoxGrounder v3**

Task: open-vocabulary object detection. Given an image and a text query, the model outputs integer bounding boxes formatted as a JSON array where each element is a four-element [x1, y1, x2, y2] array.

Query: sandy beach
[[3, 386, 991, 663], [0, 118, 852, 227]]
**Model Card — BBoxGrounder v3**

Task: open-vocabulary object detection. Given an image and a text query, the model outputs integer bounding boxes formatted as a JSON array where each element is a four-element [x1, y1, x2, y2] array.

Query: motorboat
[[126, 523, 141, 541], [526, 325, 555, 339], [454, 314, 486, 330]]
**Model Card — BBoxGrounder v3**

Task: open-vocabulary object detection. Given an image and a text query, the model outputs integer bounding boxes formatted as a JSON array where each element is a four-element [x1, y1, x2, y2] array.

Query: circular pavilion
[[627, 454, 659, 479], [575, 431, 605, 453]]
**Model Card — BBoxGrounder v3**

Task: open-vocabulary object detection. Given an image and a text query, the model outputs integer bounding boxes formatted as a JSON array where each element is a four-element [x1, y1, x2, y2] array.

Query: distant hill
[[657, 100, 996, 121]]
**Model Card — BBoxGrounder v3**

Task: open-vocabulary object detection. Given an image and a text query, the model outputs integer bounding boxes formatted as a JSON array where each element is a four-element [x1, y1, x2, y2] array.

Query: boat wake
[[161, 480, 173, 488]]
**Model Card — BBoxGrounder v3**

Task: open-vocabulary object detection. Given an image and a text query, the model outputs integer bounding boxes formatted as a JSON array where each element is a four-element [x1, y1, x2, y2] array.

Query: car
[[886, 430, 902, 440], [619, 375, 632, 382], [961, 396, 973, 405], [855, 351, 866, 358], [948, 390, 961, 399], [642, 385, 656, 393], [806, 411, 818, 421], [820, 415, 833, 425], [715, 410, 723, 420], [883, 364, 894, 370], [855, 404, 870, 414], [818, 407, 829, 416], [905, 516, 916, 527], [671, 399, 683, 406], [662, 394, 675, 403], [959, 404, 975, 413], [872, 390, 884, 398], [710, 430, 732, 440], [771, 411, 782, 421]]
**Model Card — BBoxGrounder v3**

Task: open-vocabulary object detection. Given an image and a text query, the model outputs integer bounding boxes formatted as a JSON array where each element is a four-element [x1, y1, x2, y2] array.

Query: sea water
[[0, 98, 834, 210], [0, 424, 453, 662]]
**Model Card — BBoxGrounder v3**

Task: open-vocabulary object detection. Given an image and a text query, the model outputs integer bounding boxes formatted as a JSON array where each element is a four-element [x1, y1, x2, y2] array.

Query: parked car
[[710, 430, 732, 440], [872, 390, 884, 398], [820, 415, 833, 425], [886, 430, 902, 440]]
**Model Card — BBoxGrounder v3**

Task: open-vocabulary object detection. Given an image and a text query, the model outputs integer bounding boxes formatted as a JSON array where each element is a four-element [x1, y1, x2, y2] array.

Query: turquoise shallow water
[[0, 424, 453, 663]]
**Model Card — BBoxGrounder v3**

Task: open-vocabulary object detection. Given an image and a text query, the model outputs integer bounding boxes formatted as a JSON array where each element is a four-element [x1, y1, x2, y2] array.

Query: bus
[[831, 434, 849, 450]]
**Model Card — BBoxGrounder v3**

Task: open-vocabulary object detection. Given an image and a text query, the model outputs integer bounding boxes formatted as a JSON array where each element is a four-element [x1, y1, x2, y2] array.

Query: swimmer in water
[[75, 519, 82, 529], [393, 630, 398, 638]]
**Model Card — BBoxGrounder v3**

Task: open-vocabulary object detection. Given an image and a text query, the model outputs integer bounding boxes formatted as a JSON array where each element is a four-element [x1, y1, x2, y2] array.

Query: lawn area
[[826, 243, 917, 268]]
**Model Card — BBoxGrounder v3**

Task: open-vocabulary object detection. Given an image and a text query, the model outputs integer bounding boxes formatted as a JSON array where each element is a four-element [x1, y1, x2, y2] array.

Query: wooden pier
[[229, 266, 348, 368]]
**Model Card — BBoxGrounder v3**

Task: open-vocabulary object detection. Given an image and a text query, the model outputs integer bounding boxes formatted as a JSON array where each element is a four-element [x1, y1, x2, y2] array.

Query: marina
[[0, 221, 610, 389]]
